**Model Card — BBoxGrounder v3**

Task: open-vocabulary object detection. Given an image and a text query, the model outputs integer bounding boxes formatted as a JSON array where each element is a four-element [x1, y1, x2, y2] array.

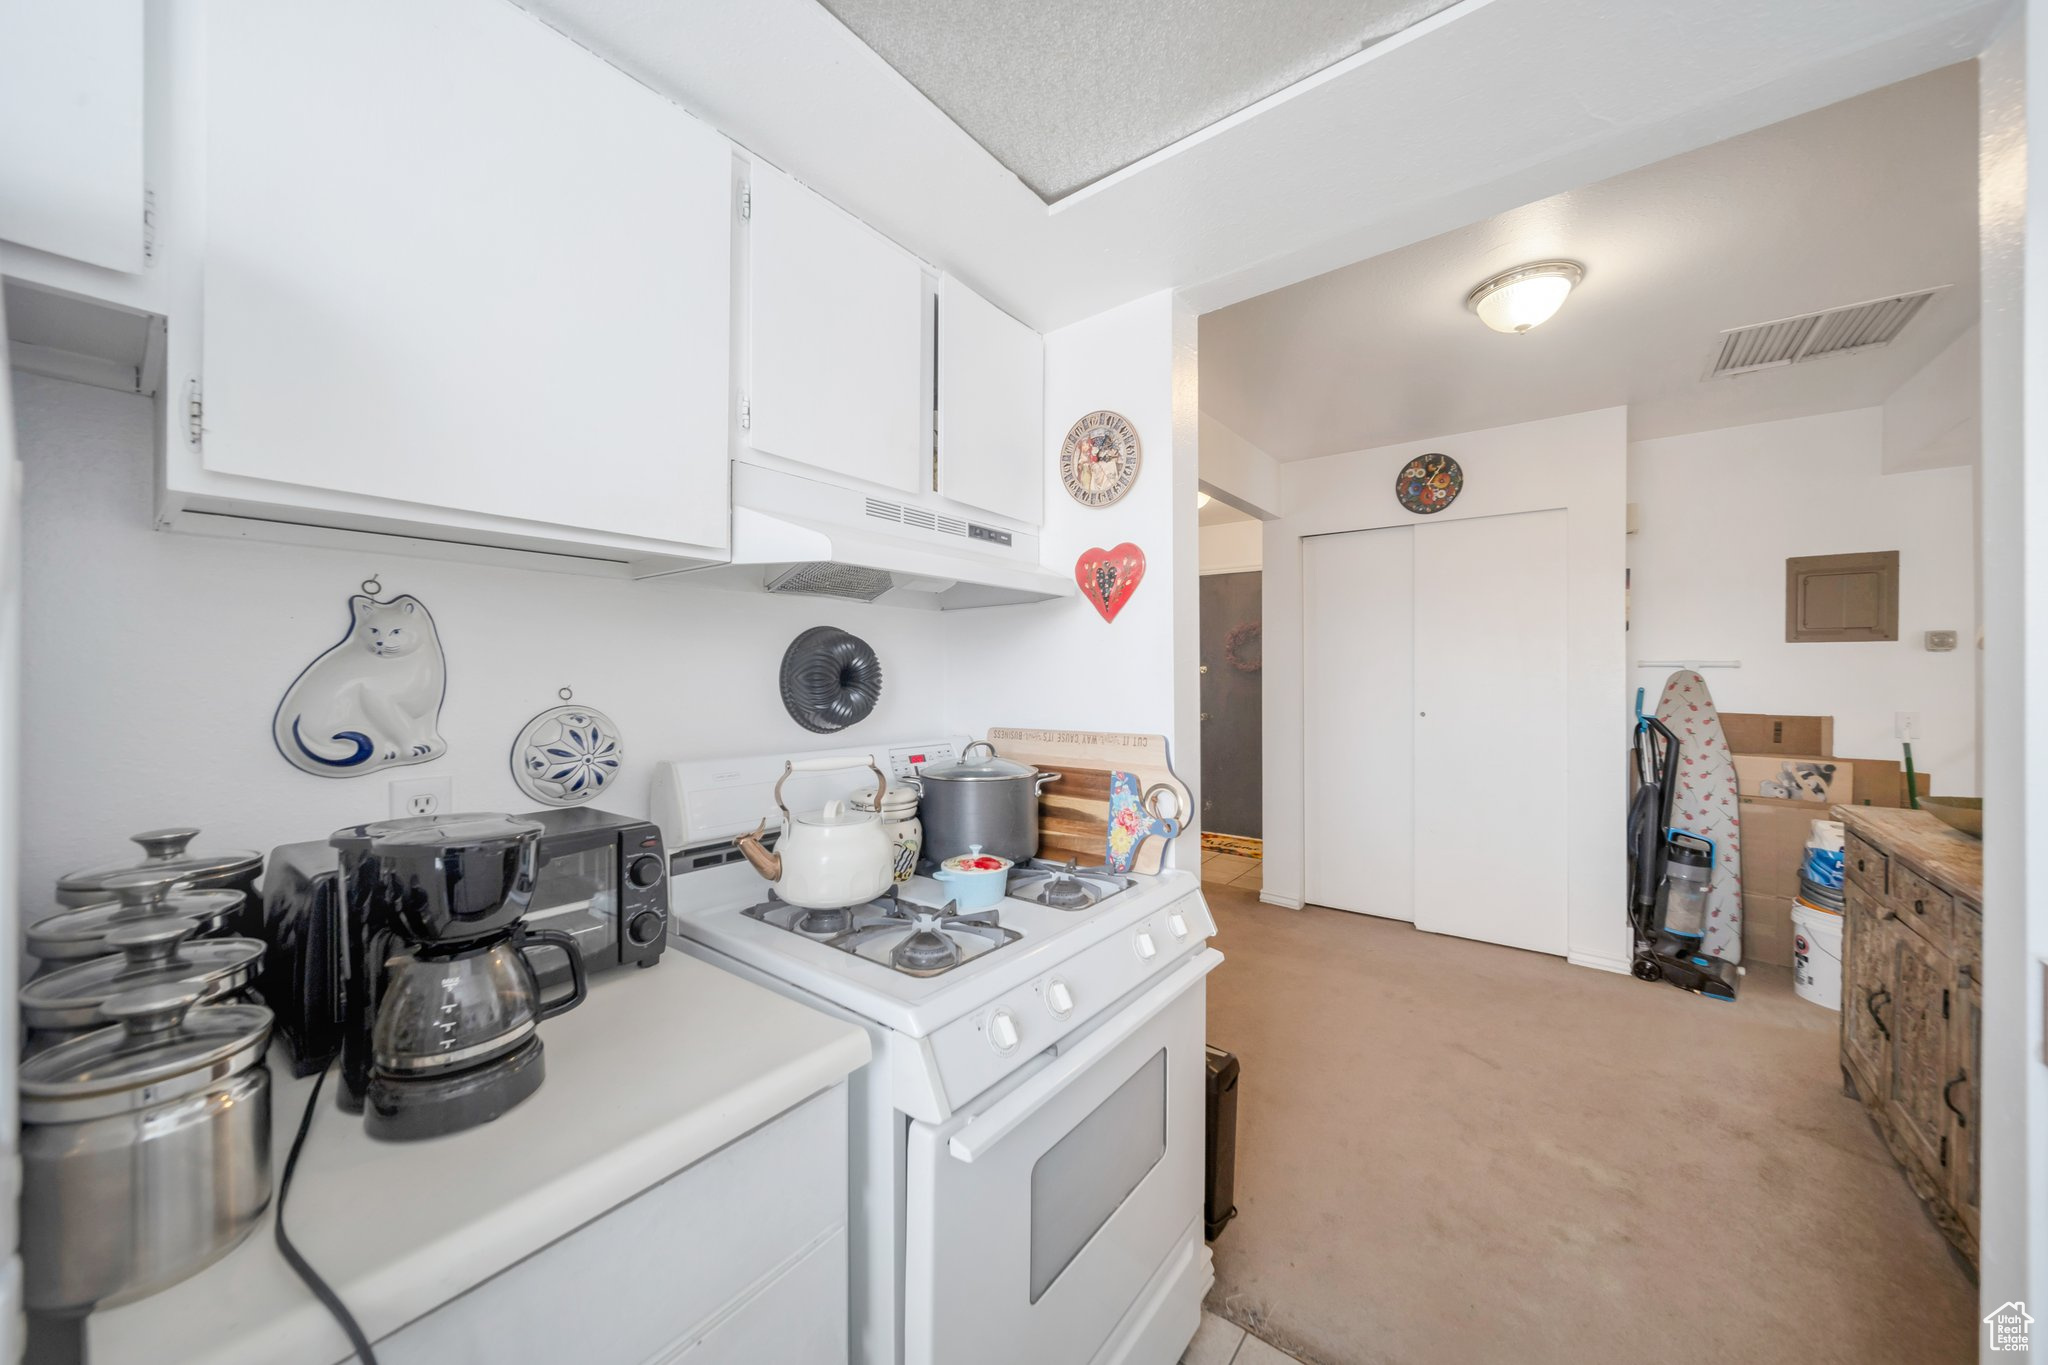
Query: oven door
[[903, 948, 1220, 1365]]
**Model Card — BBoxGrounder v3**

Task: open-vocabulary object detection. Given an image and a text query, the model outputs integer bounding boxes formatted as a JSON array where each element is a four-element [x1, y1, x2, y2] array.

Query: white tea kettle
[[735, 757, 898, 910]]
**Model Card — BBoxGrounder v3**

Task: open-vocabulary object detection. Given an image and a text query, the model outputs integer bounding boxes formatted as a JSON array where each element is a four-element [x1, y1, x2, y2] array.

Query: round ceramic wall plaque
[[510, 705, 623, 806], [1059, 410, 1142, 508], [1394, 452, 1463, 514]]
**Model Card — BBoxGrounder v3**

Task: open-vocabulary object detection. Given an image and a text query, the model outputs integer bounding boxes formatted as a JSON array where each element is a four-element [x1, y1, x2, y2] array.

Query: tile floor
[[1200, 849, 1262, 893], [1182, 1309, 1306, 1365]]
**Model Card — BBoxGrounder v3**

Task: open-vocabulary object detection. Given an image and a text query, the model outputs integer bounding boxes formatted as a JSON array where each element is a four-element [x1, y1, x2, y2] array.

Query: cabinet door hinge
[[184, 379, 203, 448], [739, 184, 751, 221], [142, 188, 157, 264], [738, 394, 751, 431]]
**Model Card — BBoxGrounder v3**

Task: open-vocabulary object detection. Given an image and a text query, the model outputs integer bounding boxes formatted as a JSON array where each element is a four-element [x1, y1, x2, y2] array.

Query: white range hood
[[672, 462, 1072, 610]]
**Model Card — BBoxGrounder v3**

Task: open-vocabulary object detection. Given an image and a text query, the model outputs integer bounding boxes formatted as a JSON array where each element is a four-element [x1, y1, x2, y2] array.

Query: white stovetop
[[669, 859, 1202, 1037], [87, 955, 869, 1365]]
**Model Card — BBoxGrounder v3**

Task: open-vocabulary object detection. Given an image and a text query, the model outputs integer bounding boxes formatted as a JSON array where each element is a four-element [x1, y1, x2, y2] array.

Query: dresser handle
[[1866, 988, 1891, 1040], [1944, 1071, 1969, 1126], [1913, 898, 1926, 916]]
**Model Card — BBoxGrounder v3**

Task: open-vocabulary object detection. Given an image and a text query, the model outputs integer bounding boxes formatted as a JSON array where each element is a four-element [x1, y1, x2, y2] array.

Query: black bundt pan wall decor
[[779, 626, 884, 734]]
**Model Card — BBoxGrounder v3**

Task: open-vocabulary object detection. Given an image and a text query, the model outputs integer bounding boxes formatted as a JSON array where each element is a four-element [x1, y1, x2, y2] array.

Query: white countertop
[[87, 953, 870, 1365]]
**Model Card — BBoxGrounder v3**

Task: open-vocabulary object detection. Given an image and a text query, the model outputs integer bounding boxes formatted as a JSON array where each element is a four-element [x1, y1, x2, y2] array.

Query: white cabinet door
[[0, 0, 145, 272], [1303, 527, 1414, 921], [1411, 510, 1568, 955], [937, 275, 1043, 524], [746, 161, 924, 494], [198, 1, 732, 551]]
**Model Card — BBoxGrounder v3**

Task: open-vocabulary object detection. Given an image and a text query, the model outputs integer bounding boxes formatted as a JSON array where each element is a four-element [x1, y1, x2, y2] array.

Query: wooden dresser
[[1835, 806, 1982, 1267]]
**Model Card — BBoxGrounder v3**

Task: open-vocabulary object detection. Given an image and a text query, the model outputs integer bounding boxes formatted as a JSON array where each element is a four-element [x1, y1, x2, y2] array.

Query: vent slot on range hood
[[766, 563, 898, 602]]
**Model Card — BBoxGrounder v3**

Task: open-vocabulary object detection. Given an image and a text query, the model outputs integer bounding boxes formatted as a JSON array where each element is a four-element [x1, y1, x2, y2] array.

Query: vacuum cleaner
[[1628, 695, 1739, 1001]]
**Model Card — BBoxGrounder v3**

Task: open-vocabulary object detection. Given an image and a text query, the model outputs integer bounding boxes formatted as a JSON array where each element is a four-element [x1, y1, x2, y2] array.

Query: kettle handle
[[772, 756, 888, 818], [521, 928, 588, 1020]]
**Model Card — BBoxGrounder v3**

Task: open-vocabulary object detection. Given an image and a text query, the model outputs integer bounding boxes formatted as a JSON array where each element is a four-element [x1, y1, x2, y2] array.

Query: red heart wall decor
[[1075, 543, 1145, 622]]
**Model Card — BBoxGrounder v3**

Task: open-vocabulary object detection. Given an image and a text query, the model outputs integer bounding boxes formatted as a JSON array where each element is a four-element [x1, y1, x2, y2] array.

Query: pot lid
[[918, 742, 1040, 782], [20, 985, 272, 1118], [21, 919, 264, 1030], [26, 885, 243, 960], [940, 846, 1013, 873], [55, 828, 261, 900]]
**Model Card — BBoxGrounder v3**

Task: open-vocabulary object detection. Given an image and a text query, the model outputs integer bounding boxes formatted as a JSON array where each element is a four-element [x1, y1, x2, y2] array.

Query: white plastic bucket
[[1792, 904, 1844, 1010]]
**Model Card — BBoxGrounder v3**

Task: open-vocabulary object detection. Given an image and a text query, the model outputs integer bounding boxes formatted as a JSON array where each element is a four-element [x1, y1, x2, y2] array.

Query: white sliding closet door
[[1303, 527, 1414, 921], [1411, 510, 1568, 954]]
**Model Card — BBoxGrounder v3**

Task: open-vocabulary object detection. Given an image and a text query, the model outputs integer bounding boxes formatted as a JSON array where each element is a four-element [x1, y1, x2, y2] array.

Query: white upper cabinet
[[936, 275, 1043, 525], [745, 162, 924, 495], [191, 0, 732, 554], [0, 0, 147, 272]]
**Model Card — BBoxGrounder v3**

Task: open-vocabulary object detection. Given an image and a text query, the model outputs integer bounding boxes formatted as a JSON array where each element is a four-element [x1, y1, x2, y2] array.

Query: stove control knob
[[1045, 979, 1075, 1018], [629, 854, 665, 889], [1168, 911, 1190, 939], [1134, 931, 1158, 961], [628, 908, 667, 946], [987, 1008, 1020, 1054]]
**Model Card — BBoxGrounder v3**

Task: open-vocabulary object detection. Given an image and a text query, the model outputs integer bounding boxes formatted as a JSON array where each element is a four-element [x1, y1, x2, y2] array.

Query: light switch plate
[[1895, 712, 1921, 741], [1926, 629, 1958, 652]]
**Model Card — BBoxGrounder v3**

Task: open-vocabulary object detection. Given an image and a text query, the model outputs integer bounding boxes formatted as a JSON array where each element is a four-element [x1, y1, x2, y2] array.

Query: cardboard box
[[1733, 753, 1854, 805], [1743, 892, 1796, 968], [1738, 796, 1819, 900], [1721, 713, 1834, 757], [1840, 758, 1929, 809]]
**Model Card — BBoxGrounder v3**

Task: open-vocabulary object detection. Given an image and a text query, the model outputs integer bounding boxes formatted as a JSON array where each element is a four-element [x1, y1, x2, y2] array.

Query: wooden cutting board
[[983, 728, 1192, 875]]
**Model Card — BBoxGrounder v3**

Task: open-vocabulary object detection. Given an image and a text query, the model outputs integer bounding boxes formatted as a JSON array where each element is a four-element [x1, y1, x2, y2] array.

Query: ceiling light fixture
[[1466, 260, 1584, 334]]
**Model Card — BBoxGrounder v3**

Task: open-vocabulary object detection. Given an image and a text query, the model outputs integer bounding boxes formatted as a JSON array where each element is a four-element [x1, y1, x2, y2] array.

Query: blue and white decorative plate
[[510, 705, 623, 806]]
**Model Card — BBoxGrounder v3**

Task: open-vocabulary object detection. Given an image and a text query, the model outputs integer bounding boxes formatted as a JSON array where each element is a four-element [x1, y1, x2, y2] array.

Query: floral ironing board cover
[[1654, 670, 1743, 964]]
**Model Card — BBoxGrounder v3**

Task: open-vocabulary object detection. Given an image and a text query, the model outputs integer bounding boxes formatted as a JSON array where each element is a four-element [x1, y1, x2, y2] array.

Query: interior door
[[1198, 570, 1263, 839], [1303, 527, 1413, 920], [1411, 510, 1568, 953]]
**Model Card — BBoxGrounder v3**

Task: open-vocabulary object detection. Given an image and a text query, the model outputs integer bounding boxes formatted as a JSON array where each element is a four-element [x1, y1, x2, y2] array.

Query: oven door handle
[[948, 947, 1223, 1164]]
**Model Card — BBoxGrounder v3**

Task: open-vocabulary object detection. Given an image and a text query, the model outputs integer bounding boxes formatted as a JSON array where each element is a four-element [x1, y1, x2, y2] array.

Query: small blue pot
[[933, 845, 1011, 911]]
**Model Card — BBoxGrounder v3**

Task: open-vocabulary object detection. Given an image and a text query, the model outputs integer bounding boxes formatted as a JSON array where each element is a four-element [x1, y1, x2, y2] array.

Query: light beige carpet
[[1201, 885, 1976, 1365]]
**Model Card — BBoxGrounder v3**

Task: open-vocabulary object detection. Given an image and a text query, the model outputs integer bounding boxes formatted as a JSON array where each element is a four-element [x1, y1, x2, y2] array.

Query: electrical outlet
[[389, 776, 452, 818], [1895, 712, 1921, 742]]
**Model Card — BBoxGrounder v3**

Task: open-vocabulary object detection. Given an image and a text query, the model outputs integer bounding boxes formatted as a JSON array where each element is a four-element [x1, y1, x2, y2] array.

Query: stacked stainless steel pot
[[20, 983, 275, 1313], [910, 741, 1058, 866]]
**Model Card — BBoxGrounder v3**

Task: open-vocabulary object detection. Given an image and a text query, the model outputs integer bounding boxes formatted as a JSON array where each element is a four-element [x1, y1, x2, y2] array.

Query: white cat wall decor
[[272, 593, 449, 778]]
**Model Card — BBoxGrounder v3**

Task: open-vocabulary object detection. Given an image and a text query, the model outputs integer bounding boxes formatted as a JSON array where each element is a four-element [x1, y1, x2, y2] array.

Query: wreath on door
[[1224, 621, 1262, 673]]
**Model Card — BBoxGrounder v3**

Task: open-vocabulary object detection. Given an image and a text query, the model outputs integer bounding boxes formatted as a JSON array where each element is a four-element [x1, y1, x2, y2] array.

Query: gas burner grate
[[1006, 857, 1136, 911], [743, 890, 1021, 977]]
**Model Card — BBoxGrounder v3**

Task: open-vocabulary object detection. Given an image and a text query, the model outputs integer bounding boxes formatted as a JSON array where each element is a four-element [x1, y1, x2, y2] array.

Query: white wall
[[1197, 413, 1280, 518], [910, 289, 1205, 865], [1199, 520, 1262, 575], [1262, 407, 1629, 969], [10, 371, 974, 906], [1883, 323, 1980, 473], [1628, 407, 1980, 793]]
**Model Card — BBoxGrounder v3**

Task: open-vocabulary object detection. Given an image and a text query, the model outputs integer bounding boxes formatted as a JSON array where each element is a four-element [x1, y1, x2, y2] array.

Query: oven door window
[[528, 843, 618, 972], [1030, 1049, 1165, 1302]]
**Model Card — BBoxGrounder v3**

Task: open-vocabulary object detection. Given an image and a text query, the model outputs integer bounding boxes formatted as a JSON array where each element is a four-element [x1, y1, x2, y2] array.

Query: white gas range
[[654, 740, 1221, 1365]]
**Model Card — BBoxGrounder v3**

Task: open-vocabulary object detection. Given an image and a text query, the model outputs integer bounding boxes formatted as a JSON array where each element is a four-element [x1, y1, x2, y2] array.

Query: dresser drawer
[[1891, 863, 1955, 951], [1845, 832, 1888, 897]]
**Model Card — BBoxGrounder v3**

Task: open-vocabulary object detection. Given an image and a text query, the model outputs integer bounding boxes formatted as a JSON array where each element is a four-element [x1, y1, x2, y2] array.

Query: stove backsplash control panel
[[885, 742, 960, 782]]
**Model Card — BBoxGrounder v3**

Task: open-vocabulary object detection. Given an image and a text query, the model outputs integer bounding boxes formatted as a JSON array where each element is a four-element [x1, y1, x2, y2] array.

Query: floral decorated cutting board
[[1654, 670, 1744, 963]]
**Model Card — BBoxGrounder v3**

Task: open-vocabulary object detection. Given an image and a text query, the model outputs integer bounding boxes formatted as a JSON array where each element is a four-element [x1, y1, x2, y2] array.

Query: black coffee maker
[[332, 813, 586, 1141]]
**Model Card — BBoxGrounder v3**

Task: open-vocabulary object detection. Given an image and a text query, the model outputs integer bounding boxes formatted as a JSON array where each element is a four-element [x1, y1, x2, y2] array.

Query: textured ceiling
[[1199, 63, 1981, 459], [814, 0, 1460, 201]]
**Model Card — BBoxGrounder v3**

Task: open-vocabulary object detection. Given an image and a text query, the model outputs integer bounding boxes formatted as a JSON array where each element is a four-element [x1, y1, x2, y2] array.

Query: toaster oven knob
[[1134, 931, 1158, 961], [987, 1008, 1020, 1054], [628, 908, 667, 946], [629, 854, 665, 889], [1045, 979, 1075, 1018]]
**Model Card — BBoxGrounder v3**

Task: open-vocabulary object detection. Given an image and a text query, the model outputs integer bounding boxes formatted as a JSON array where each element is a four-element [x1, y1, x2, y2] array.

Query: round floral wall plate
[[1395, 452, 1463, 514], [511, 705, 623, 806]]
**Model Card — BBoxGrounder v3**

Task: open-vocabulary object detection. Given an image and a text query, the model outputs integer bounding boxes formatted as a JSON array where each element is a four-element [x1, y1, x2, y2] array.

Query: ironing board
[[1654, 670, 1743, 963]]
